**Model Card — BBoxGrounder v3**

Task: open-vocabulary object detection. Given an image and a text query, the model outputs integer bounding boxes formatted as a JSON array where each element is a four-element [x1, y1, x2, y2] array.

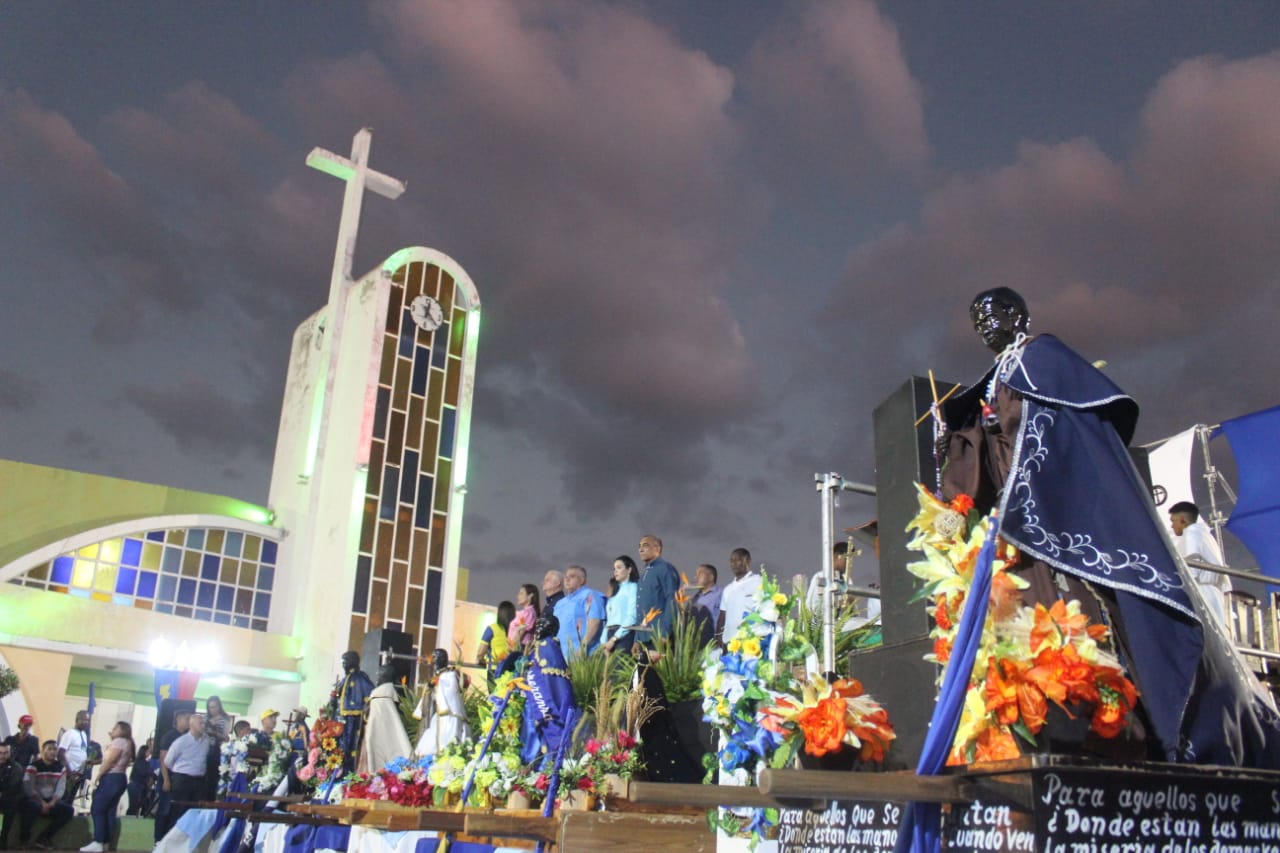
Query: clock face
[[409, 295, 444, 332]]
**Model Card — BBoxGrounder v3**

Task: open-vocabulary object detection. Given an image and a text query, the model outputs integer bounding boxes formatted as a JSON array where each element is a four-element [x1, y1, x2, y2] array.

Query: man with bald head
[[634, 535, 681, 652], [553, 565, 605, 657], [542, 570, 565, 611]]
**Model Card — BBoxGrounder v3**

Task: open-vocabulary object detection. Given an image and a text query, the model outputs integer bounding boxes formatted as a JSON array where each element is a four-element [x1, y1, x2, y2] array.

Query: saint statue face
[[376, 665, 398, 686], [431, 649, 449, 671], [970, 287, 1030, 353], [341, 651, 361, 673]]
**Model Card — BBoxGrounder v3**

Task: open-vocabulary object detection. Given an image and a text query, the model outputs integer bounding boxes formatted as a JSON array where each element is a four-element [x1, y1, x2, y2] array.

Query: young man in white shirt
[[717, 547, 762, 645]]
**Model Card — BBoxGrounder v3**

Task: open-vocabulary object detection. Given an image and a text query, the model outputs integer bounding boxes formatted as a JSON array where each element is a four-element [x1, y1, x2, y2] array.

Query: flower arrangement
[[584, 730, 644, 780], [531, 753, 604, 806], [906, 484, 1140, 765], [426, 740, 474, 806], [345, 755, 435, 807], [466, 749, 523, 805], [219, 736, 250, 795], [251, 731, 294, 793], [296, 715, 346, 786], [761, 673, 894, 761], [700, 572, 893, 847]]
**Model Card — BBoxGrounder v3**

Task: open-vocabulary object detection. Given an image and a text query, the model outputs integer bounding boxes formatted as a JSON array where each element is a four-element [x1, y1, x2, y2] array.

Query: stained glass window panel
[[261, 541, 277, 565], [440, 408, 457, 459], [120, 539, 142, 567], [115, 568, 138, 595], [51, 557, 73, 585]]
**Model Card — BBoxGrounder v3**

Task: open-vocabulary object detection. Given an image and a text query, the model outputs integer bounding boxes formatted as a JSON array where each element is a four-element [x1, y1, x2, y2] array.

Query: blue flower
[[747, 807, 774, 835], [719, 738, 752, 771]]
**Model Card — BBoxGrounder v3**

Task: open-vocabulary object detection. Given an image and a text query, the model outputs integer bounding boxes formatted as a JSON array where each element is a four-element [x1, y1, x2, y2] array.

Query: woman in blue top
[[602, 555, 639, 654]]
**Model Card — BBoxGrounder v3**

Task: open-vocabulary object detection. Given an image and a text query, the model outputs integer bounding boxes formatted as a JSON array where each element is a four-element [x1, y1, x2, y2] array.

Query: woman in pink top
[[508, 583, 540, 652], [81, 721, 135, 852]]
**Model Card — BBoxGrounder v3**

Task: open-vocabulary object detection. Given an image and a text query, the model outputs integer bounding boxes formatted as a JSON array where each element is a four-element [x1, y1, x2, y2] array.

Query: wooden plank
[[559, 811, 714, 852], [246, 812, 340, 826], [413, 810, 468, 832], [629, 781, 820, 810], [758, 769, 974, 804], [465, 812, 558, 843]]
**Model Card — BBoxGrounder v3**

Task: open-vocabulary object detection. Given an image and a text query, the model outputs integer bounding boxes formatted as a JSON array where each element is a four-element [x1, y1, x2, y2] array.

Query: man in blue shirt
[[553, 565, 605, 658], [634, 535, 681, 651]]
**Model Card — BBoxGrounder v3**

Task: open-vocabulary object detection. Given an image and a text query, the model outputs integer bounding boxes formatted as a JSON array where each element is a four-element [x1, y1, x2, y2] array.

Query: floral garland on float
[[296, 715, 346, 789], [251, 731, 294, 794], [344, 755, 435, 807], [906, 484, 1139, 764], [700, 573, 895, 847]]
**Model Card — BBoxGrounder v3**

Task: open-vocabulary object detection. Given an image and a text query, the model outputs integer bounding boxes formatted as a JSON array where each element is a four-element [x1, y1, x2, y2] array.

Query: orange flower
[[984, 657, 1021, 726], [949, 494, 975, 515], [1030, 599, 1091, 651], [830, 678, 864, 699], [988, 571, 1024, 622], [933, 599, 953, 631], [850, 708, 895, 762], [972, 726, 1021, 763], [933, 636, 952, 664], [797, 695, 848, 756], [1090, 667, 1138, 739], [641, 607, 662, 626], [1027, 644, 1096, 708]]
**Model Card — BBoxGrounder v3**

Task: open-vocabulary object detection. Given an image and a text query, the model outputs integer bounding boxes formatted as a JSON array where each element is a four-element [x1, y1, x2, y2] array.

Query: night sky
[[3, 1, 1278, 608]]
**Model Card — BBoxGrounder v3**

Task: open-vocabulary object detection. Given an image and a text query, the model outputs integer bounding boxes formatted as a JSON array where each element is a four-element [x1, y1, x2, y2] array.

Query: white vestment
[[413, 669, 469, 757], [1176, 520, 1231, 628], [358, 682, 413, 774]]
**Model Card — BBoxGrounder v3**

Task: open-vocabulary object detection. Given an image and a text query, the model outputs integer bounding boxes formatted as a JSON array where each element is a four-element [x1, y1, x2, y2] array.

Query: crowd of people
[[0, 695, 307, 851], [471, 533, 874, 686], [0, 711, 138, 852]]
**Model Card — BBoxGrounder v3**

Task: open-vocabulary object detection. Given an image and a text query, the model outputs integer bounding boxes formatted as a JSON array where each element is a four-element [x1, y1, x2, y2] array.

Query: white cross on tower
[[306, 127, 407, 313]]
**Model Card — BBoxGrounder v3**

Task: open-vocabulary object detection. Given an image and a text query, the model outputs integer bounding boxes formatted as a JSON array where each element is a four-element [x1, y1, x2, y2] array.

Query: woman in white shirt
[[602, 556, 639, 654]]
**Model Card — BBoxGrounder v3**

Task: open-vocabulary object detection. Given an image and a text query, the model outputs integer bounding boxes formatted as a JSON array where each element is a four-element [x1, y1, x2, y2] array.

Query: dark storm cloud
[[0, 368, 38, 411], [822, 51, 1280, 441], [740, 0, 929, 189], [0, 86, 198, 342], [276, 0, 769, 517], [123, 379, 276, 459]]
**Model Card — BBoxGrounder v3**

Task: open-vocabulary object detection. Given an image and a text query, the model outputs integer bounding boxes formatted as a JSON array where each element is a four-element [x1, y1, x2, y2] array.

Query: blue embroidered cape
[[944, 334, 1280, 766]]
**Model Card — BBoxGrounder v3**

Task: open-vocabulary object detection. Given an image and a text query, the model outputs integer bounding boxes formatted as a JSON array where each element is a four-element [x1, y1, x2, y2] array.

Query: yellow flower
[[727, 638, 741, 653], [742, 637, 762, 658], [771, 592, 787, 605]]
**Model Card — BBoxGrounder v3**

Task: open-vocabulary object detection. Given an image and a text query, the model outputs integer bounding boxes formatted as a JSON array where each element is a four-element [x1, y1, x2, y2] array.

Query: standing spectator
[[202, 697, 232, 800], [718, 548, 762, 644], [162, 713, 209, 827], [477, 601, 516, 688], [125, 738, 155, 817], [554, 566, 606, 658], [3, 716, 39, 771], [508, 584, 540, 653], [57, 711, 94, 805], [18, 740, 72, 850], [0, 743, 23, 850], [1169, 501, 1232, 628], [602, 556, 639, 654], [80, 721, 134, 853], [635, 535, 681, 650], [542, 570, 565, 612], [686, 564, 722, 645], [153, 709, 190, 841]]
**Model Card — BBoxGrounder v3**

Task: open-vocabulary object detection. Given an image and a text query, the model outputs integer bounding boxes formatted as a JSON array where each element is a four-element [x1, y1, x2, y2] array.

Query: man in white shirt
[[717, 547, 762, 644], [56, 711, 94, 805], [1170, 501, 1231, 628]]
